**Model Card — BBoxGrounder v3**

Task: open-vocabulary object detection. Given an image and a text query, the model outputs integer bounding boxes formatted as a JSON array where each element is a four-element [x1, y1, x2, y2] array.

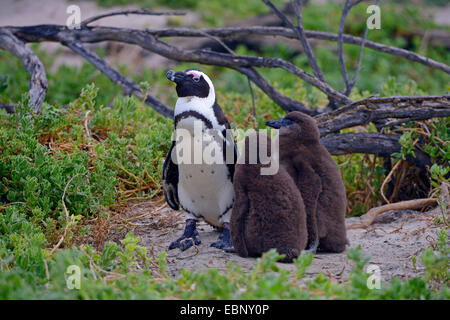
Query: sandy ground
[[106, 200, 447, 283]]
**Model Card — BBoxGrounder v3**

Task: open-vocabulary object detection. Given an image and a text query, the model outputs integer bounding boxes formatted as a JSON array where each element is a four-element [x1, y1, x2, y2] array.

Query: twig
[[290, 0, 327, 82], [347, 0, 380, 95], [380, 159, 403, 204], [125, 203, 167, 223], [347, 198, 438, 229], [247, 77, 256, 117], [50, 173, 85, 255], [0, 202, 26, 211], [263, 0, 337, 106], [262, 0, 325, 81], [81, 9, 185, 27], [338, 0, 378, 95], [0, 29, 47, 113]]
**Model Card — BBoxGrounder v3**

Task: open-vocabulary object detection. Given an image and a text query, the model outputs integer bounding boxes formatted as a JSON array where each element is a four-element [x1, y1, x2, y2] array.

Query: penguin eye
[[192, 76, 200, 82]]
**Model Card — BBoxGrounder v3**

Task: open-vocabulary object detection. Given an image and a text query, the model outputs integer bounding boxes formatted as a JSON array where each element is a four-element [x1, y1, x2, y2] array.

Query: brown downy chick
[[266, 112, 348, 253], [230, 131, 307, 263]]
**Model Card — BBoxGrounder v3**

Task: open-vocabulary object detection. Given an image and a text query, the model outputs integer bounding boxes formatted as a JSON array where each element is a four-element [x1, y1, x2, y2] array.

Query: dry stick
[[338, 0, 376, 96], [380, 159, 403, 204], [50, 173, 84, 255], [247, 77, 256, 117], [125, 203, 167, 223], [348, 0, 380, 95], [236, 66, 313, 114], [0, 29, 47, 113], [81, 9, 185, 27], [347, 198, 438, 230], [0, 202, 26, 211]]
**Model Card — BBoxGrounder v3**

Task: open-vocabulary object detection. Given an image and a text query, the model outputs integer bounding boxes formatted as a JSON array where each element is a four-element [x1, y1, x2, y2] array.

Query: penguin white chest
[[174, 118, 233, 226]]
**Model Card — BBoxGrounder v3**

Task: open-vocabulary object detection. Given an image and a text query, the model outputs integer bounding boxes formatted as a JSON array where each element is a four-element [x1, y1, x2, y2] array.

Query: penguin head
[[166, 69, 215, 101], [266, 111, 319, 143]]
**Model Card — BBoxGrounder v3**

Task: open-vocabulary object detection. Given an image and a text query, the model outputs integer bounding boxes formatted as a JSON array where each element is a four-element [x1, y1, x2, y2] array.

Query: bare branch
[[290, 0, 327, 83], [338, 0, 379, 96], [0, 29, 47, 113], [263, 0, 326, 83], [144, 26, 450, 74], [4, 25, 352, 106], [81, 9, 185, 27], [236, 66, 316, 114], [62, 40, 174, 118], [196, 28, 312, 114]]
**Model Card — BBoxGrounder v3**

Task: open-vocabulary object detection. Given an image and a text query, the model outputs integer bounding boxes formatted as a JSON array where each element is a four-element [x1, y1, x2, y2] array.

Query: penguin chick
[[230, 131, 307, 262], [266, 112, 348, 253]]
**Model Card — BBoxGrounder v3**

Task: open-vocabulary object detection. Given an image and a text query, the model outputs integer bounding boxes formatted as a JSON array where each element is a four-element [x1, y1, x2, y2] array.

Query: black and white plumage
[[163, 69, 237, 252]]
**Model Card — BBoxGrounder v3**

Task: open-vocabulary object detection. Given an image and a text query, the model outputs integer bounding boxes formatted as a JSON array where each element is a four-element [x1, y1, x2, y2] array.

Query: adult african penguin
[[163, 69, 237, 252], [266, 111, 348, 253]]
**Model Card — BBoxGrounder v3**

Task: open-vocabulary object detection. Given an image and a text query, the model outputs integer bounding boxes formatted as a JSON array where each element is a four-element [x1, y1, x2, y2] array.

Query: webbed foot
[[211, 223, 235, 252], [302, 238, 319, 255], [169, 219, 201, 251]]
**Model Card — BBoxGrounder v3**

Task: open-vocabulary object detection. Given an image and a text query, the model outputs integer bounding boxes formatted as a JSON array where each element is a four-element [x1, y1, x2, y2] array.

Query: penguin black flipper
[[213, 101, 238, 182], [162, 140, 179, 210]]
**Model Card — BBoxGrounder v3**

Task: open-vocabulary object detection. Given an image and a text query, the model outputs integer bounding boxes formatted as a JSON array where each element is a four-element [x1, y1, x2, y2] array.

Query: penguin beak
[[166, 70, 187, 83], [266, 119, 295, 129]]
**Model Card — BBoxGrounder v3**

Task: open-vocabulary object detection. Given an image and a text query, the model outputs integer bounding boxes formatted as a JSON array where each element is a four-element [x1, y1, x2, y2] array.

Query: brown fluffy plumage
[[230, 131, 308, 262], [273, 112, 348, 253]]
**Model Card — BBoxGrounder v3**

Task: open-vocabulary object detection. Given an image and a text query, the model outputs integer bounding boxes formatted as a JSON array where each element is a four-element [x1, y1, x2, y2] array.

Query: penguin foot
[[211, 225, 234, 252], [302, 238, 319, 255], [169, 219, 201, 251]]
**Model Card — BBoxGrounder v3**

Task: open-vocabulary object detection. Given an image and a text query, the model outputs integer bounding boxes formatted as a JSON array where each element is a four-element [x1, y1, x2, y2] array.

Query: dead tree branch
[[0, 28, 47, 113], [145, 26, 450, 74], [3, 25, 352, 109], [320, 132, 433, 170]]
